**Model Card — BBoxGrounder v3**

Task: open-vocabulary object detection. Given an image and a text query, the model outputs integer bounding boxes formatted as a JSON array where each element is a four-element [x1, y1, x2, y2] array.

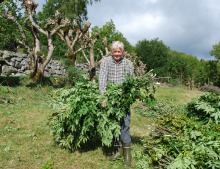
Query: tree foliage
[[38, 0, 100, 23], [210, 42, 220, 61], [0, 0, 25, 51], [204, 60, 220, 86], [167, 51, 200, 84], [134, 37, 220, 87], [135, 38, 170, 76]]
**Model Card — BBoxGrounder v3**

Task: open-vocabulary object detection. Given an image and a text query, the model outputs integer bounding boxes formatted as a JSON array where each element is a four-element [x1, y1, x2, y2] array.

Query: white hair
[[110, 41, 124, 51]]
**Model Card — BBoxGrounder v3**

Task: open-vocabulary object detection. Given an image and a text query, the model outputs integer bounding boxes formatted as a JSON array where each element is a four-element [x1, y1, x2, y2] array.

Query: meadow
[[0, 83, 205, 169]]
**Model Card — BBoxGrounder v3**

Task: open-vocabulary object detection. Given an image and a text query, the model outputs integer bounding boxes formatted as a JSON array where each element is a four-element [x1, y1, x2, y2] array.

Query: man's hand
[[101, 97, 108, 108]]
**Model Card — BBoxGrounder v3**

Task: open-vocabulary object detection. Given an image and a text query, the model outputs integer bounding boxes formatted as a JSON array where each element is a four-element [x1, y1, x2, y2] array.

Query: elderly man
[[99, 41, 134, 166]]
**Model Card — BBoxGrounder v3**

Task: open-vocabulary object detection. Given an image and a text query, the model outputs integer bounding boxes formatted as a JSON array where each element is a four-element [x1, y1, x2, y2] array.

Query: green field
[[0, 85, 205, 169]]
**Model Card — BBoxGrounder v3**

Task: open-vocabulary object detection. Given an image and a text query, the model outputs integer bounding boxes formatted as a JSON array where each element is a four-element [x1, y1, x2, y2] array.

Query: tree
[[38, 0, 100, 23], [2, 0, 101, 83], [167, 51, 200, 85], [197, 60, 207, 84], [91, 20, 134, 61], [135, 38, 170, 76], [2, 0, 70, 82], [0, 0, 25, 51], [210, 42, 220, 60], [57, 20, 91, 66], [204, 60, 220, 85], [36, 0, 101, 64]]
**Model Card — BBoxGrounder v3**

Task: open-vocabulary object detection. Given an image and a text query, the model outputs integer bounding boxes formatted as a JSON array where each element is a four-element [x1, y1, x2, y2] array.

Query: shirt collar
[[111, 56, 124, 64]]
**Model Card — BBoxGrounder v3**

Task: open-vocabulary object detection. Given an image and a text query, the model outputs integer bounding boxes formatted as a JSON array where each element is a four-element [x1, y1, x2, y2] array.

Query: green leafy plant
[[49, 71, 156, 151], [138, 111, 220, 169], [187, 93, 220, 124]]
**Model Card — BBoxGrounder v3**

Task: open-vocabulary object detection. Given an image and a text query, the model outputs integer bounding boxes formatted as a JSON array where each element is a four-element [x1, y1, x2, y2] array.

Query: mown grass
[[0, 84, 205, 169]]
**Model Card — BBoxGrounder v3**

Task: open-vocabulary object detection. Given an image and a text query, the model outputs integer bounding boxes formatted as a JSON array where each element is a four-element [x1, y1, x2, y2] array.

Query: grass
[[0, 84, 205, 169], [154, 85, 205, 105]]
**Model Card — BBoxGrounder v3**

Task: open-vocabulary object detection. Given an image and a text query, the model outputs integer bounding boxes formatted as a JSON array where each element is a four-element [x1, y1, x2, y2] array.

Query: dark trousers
[[120, 112, 131, 144]]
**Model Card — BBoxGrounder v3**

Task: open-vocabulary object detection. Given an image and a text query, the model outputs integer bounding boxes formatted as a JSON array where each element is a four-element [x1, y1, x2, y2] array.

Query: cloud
[[87, 0, 220, 60]]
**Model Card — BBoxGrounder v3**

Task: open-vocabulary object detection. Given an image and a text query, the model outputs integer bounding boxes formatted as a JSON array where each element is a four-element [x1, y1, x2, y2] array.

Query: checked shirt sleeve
[[99, 58, 108, 94]]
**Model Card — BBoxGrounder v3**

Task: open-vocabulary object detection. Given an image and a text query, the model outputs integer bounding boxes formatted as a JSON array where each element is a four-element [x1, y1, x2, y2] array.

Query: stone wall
[[0, 50, 66, 77]]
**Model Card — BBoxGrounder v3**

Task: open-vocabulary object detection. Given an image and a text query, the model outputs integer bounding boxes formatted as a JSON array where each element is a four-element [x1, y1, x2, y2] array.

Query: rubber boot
[[123, 143, 131, 167], [107, 142, 123, 161], [118, 142, 124, 157]]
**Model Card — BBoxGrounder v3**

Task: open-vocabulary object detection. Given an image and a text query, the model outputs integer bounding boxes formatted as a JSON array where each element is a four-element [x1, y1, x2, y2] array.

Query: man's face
[[111, 48, 124, 63]]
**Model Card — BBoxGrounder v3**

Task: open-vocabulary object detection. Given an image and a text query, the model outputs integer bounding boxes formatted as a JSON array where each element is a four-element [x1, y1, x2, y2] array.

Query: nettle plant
[[49, 71, 156, 151]]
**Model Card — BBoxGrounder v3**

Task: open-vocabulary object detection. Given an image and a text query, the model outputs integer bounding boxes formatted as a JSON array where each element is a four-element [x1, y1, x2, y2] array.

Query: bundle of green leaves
[[49, 71, 156, 151]]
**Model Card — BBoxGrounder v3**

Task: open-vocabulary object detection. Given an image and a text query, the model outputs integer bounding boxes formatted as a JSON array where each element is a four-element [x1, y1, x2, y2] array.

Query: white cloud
[[119, 14, 164, 32], [115, 13, 164, 43]]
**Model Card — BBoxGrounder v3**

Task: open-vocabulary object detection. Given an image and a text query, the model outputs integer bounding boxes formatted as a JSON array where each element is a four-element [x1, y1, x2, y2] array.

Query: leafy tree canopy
[[37, 0, 100, 23], [168, 51, 199, 77], [135, 38, 170, 75], [210, 42, 220, 61], [0, 0, 25, 51]]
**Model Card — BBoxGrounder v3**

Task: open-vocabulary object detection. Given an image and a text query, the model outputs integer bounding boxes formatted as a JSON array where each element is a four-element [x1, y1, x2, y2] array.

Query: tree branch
[[4, 12, 30, 52]]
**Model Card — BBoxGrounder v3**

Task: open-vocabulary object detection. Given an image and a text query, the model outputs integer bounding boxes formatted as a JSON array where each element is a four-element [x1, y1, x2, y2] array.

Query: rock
[[0, 50, 67, 77]]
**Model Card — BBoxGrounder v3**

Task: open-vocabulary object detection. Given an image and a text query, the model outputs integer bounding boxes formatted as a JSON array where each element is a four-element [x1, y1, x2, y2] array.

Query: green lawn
[[0, 85, 205, 169]]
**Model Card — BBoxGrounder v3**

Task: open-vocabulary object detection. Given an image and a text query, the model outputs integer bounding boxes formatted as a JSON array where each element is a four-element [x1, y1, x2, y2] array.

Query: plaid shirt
[[99, 56, 134, 94]]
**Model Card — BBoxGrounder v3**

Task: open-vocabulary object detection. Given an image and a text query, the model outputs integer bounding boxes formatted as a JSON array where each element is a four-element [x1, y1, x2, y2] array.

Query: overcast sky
[[36, 0, 220, 60]]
